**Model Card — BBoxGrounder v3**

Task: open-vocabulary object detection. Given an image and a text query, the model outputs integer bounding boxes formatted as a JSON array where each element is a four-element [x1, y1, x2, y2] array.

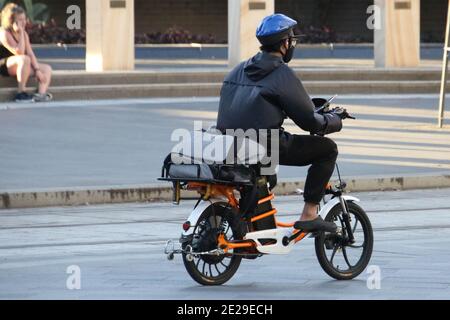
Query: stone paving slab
[[0, 188, 449, 299]]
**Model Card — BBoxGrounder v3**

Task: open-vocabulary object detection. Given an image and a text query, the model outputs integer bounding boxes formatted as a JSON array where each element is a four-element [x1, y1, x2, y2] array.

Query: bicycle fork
[[338, 196, 355, 244]]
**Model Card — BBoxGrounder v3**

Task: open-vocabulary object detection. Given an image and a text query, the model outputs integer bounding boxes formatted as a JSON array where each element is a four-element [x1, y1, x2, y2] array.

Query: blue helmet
[[256, 14, 298, 45]]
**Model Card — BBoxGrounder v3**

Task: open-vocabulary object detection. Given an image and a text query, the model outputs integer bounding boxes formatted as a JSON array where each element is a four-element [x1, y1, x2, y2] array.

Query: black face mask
[[280, 38, 296, 63], [283, 45, 295, 63]]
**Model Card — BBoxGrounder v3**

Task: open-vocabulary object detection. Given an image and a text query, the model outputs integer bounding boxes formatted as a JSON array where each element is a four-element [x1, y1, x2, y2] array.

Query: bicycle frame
[[181, 182, 359, 255]]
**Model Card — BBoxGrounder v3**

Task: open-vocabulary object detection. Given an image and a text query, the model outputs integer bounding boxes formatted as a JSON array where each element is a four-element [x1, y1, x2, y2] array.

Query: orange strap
[[257, 193, 274, 205], [250, 209, 277, 222]]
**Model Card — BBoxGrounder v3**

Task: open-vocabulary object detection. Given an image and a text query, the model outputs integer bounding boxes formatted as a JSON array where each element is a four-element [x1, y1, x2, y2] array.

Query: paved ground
[[0, 95, 449, 191], [0, 188, 449, 299]]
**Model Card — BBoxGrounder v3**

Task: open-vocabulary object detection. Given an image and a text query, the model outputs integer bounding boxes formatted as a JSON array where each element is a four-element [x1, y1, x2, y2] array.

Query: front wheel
[[315, 201, 373, 280], [182, 202, 244, 286]]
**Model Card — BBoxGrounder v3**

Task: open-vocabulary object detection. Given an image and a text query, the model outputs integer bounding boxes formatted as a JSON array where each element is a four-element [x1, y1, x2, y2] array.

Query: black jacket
[[216, 51, 341, 135]]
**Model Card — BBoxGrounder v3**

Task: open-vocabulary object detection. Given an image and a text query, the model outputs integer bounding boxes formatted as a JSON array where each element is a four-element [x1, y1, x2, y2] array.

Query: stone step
[[0, 80, 447, 102], [0, 68, 443, 89]]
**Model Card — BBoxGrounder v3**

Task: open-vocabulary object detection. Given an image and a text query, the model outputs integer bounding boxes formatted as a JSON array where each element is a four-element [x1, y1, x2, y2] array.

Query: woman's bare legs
[[30, 63, 52, 94], [6, 55, 31, 92]]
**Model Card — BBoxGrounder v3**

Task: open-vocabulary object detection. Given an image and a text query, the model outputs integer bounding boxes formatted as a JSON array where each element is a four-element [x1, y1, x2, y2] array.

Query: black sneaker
[[14, 92, 35, 103], [294, 216, 338, 233], [33, 92, 53, 102]]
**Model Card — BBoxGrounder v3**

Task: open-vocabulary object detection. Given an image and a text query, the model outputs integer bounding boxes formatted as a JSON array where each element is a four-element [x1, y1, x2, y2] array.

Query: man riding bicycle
[[216, 14, 345, 233]]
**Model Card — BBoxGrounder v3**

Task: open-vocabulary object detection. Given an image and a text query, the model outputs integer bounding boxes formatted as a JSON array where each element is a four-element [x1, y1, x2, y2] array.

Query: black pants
[[279, 132, 338, 204]]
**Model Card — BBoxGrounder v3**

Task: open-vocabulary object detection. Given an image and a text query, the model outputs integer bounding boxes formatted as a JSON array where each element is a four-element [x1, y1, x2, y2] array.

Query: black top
[[0, 30, 15, 60], [216, 51, 342, 135]]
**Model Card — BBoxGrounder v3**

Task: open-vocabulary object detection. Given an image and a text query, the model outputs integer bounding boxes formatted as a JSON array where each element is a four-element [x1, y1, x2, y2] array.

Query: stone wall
[[17, 0, 450, 43]]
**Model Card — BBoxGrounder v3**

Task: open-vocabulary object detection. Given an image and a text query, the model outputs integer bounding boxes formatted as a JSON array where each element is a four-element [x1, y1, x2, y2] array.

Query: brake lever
[[332, 108, 356, 120], [345, 113, 356, 120]]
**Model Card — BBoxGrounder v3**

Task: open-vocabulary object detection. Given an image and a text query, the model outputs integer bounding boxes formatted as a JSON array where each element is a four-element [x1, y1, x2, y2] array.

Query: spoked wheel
[[182, 202, 245, 286], [315, 201, 373, 280]]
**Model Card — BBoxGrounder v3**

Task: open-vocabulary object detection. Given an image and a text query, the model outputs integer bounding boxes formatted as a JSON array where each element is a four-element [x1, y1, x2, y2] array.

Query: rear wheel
[[315, 201, 373, 280], [182, 202, 244, 286]]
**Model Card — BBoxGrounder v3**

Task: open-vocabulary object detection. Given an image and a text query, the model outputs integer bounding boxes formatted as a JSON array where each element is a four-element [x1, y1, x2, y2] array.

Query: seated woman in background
[[0, 3, 53, 102]]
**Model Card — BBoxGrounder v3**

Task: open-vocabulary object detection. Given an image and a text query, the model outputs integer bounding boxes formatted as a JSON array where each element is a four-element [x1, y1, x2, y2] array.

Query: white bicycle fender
[[182, 199, 223, 237], [318, 195, 360, 217]]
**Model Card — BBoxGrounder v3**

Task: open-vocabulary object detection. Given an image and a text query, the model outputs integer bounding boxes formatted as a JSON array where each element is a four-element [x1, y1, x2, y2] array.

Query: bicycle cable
[[335, 163, 343, 188]]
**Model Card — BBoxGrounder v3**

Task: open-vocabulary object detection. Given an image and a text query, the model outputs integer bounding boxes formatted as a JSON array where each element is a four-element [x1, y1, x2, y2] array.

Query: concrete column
[[228, 0, 274, 68], [86, 0, 135, 71], [374, 0, 420, 68]]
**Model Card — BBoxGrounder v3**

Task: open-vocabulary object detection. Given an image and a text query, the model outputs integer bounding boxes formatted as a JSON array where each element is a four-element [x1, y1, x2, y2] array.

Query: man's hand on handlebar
[[329, 107, 356, 120], [311, 96, 355, 136], [314, 104, 356, 120], [312, 105, 355, 137]]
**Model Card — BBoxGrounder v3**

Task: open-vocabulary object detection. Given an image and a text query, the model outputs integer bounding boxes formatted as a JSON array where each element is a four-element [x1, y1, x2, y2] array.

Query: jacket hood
[[244, 51, 284, 81]]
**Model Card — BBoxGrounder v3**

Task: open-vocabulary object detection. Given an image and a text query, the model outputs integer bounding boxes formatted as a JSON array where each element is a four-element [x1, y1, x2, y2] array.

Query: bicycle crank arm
[[283, 231, 308, 245], [283, 227, 343, 245]]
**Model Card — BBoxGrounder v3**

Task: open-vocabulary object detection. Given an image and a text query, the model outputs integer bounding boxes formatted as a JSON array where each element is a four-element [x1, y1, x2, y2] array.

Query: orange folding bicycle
[[161, 154, 373, 286]]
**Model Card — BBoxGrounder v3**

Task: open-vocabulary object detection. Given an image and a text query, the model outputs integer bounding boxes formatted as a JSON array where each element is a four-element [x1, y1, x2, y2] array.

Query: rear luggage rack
[[158, 176, 253, 186], [159, 159, 255, 191]]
